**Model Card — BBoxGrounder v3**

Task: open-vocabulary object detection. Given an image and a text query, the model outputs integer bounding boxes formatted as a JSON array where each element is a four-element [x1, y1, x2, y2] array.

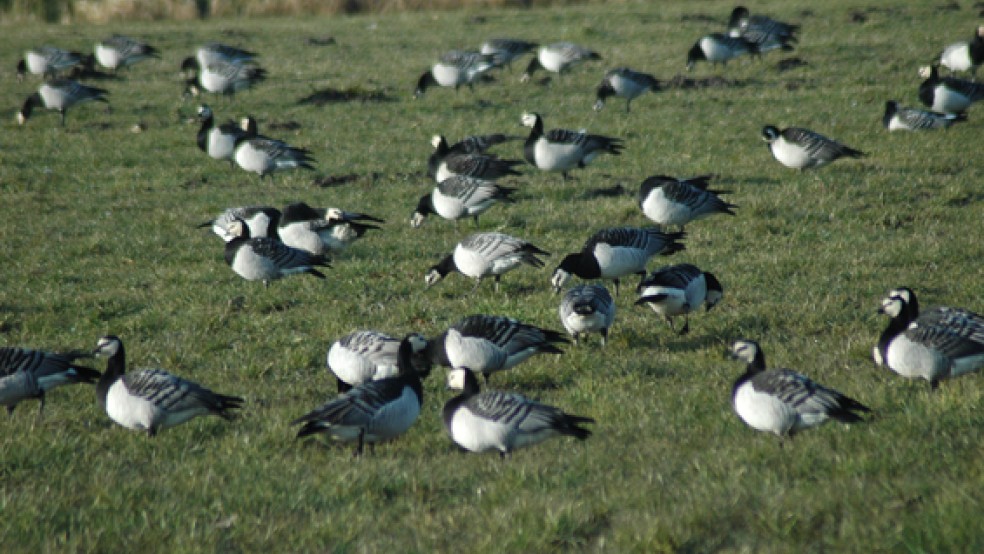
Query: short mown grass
[[2, 1, 983, 552]]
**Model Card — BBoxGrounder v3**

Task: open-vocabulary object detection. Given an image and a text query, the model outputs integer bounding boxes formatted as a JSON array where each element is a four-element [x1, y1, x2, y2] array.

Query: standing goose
[[939, 26, 984, 78], [17, 79, 109, 126], [918, 64, 984, 114], [199, 205, 281, 242], [551, 227, 686, 296], [93, 335, 243, 436], [181, 42, 258, 74], [415, 50, 496, 97], [481, 38, 539, 70], [0, 346, 100, 415], [521, 112, 624, 180], [729, 340, 870, 443], [442, 368, 594, 457], [638, 175, 737, 230], [558, 284, 616, 346], [882, 100, 968, 131], [430, 133, 521, 158], [328, 331, 431, 393], [686, 34, 758, 70], [223, 218, 330, 286], [411, 175, 517, 228], [427, 315, 568, 382], [184, 59, 267, 97], [874, 287, 984, 389], [293, 335, 427, 456], [635, 263, 723, 335], [593, 67, 661, 112], [195, 104, 248, 164], [233, 134, 315, 179], [761, 125, 865, 171], [521, 42, 601, 82], [427, 133, 522, 181], [94, 34, 159, 72], [278, 202, 382, 256], [17, 46, 88, 81], [433, 152, 524, 183], [425, 232, 550, 292]]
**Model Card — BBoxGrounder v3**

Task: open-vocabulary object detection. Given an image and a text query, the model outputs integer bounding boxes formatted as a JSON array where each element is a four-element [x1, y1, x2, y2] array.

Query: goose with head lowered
[[874, 287, 984, 390], [17, 79, 109, 126], [635, 263, 723, 335], [17, 46, 89, 81], [594, 67, 661, 112], [638, 174, 736, 230], [93, 335, 243, 437], [200, 205, 282, 242], [293, 334, 428, 456], [686, 33, 758, 71], [94, 34, 159, 72], [223, 218, 330, 286], [415, 50, 496, 97], [327, 331, 432, 394], [442, 368, 594, 457], [181, 42, 258, 75], [1, 346, 100, 416], [551, 227, 686, 296], [233, 132, 315, 180], [882, 100, 967, 131], [425, 232, 549, 292], [411, 175, 517, 228], [761, 125, 864, 171], [278, 201, 383, 256], [521, 42, 601, 82], [728, 339, 870, 444], [184, 58, 267, 97], [480, 38, 538, 70], [558, 284, 616, 346], [521, 112, 623, 180]]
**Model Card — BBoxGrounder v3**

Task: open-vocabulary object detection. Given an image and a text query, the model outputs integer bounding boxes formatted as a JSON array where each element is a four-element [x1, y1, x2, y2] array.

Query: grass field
[[2, 1, 983, 552]]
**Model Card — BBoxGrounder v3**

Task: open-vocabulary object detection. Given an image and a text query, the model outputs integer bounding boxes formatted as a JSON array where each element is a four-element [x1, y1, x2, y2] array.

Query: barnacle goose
[[551, 227, 686, 296], [558, 284, 615, 346], [593, 67, 661, 112], [686, 34, 758, 70], [481, 38, 539, 70], [431, 133, 521, 157], [223, 218, 330, 286], [635, 263, 723, 335], [426, 315, 568, 382], [0, 346, 100, 415], [729, 340, 870, 443], [278, 201, 382, 255], [874, 287, 984, 389], [199, 205, 281, 242], [442, 368, 593, 457], [328, 331, 432, 393], [761, 125, 864, 170], [918, 64, 984, 114], [939, 26, 984, 78], [425, 232, 550, 292], [521, 42, 601, 82], [433, 152, 524, 183], [17, 46, 88, 81], [17, 79, 109, 126], [181, 42, 258, 74], [93, 335, 243, 436], [233, 133, 315, 179], [94, 34, 159, 72], [415, 50, 496, 97], [411, 176, 517, 228], [427, 133, 522, 181], [882, 101, 967, 131], [521, 112, 624, 180], [638, 175, 736, 230], [196, 104, 248, 164], [184, 59, 267, 97], [293, 335, 427, 456], [727, 6, 799, 54]]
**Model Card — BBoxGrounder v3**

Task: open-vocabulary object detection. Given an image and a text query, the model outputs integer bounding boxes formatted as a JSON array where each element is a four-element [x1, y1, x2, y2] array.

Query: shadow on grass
[[297, 86, 395, 106]]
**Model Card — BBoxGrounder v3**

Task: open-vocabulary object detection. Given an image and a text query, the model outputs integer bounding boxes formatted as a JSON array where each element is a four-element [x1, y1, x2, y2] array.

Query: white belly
[[941, 43, 972, 72], [734, 384, 796, 436], [593, 244, 649, 278], [770, 138, 814, 169], [641, 190, 690, 226], [534, 139, 582, 171], [208, 129, 236, 160], [450, 409, 511, 453], [95, 44, 122, 69]]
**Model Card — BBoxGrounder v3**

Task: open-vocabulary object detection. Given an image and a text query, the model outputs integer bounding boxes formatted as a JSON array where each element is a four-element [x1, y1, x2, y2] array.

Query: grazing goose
[[181, 42, 258, 74], [558, 284, 616, 346], [726, 6, 799, 54], [481, 38, 539, 70], [551, 227, 686, 296], [761, 125, 864, 171], [411, 176, 517, 228], [939, 26, 984, 78], [278, 201, 382, 255], [93, 335, 243, 436], [593, 67, 661, 112], [0, 346, 100, 415], [521, 42, 601, 82], [638, 175, 737, 230], [425, 232, 550, 292], [635, 263, 723, 335], [200, 205, 281, 242], [196, 104, 248, 164], [17, 79, 109, 126], [233, 134, 315, 179], [729, 339, 870, 443], [431, 133, 521, 157], [427, 315, 568, 382], [94, 34, 159, 72], [415, 50, 496, 97], [328, 331, 432, 393], [184, 59, 267, 97], [17, 46, 88, 81], [520, 112, 624, 180], [874, 287, 984, 389], [686, 34, 758, 70], [433, 152, 524, 183], [882, 101, 967, 131], [293, 334, 427, 456], [918, 64, 984, 114], [223, 218, 330, 286], [442, 368, 594, 457]]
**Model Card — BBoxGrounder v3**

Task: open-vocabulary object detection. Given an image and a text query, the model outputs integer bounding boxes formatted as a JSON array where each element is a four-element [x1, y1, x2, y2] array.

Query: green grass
[[2, 1, 984, 551]]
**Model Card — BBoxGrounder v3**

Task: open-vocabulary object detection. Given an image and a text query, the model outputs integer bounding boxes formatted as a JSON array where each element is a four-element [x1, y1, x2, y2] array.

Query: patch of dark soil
[[776, 57, 807, 72], [313, 174, 361, 188], [305, 36, 336, 46], [266, 120, 302, 132], [664, 74, 748, 89], [580, 184, 633, 200], [680, 13, 719, 23], [297, 86, 394, 106], [937, 1, 961, 11]]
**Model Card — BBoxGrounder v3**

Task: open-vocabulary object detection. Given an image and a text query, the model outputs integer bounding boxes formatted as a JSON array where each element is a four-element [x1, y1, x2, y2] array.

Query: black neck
[[441, 370, 480, 433]]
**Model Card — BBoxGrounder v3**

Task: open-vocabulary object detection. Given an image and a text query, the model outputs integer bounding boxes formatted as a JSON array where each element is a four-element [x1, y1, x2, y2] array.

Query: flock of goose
[[4, 6, 984, 457]]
